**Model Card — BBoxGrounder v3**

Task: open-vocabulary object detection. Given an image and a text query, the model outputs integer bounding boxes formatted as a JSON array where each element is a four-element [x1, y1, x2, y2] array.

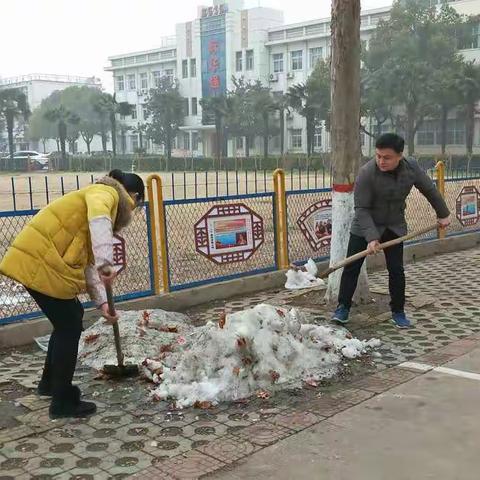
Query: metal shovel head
[[103, 363, 139, 377]]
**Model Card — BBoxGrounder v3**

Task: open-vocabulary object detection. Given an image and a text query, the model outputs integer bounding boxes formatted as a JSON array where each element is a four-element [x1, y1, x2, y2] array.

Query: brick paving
[[1, 247, 480, 479]]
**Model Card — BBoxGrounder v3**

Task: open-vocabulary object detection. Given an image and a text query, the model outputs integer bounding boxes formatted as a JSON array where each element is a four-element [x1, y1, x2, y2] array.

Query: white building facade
[[106, 0, 480, 158], [0, 74, 102, 153]]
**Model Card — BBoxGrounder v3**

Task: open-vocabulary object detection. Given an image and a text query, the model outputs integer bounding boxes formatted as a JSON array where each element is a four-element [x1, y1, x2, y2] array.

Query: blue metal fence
[[0, 203, 155, 325]]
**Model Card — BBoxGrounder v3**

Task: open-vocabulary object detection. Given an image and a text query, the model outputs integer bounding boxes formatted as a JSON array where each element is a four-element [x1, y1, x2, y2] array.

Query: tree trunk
[[245, 136, 250, 158], [59, 121, 67, 170], [440, 104, 448, 155], [263, 113, 269, 161], [101, 131, 108, 153], [139, 132, 143, 150], [280, 109, 285, 156], [166, 129, 172, 162], [214, 115, 222, 169], [110, 113, 117, 158], [306, 112, 314, 158], [406, 103, 416, 156], [86, 139, 91, 155], [326, 0, 370, 304], [466, 102, 475, 155], [42, 139, 46, 153], [6, 112, 15, 170]]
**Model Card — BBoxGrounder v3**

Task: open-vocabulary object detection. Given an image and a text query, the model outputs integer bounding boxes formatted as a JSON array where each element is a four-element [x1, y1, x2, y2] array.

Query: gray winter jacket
[[350, 158, 450, 242]]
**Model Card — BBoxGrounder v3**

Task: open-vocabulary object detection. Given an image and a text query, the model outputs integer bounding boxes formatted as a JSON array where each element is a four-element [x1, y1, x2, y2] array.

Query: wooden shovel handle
[[318, 224, 439, 279], [105, 283, 124, 367]]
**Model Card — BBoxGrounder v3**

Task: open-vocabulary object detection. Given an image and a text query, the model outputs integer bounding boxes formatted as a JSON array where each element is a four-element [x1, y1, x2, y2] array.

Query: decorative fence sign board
[[194, 203, 264, 264], [456, 186, 480, 227], [297, 199, 332, 251]]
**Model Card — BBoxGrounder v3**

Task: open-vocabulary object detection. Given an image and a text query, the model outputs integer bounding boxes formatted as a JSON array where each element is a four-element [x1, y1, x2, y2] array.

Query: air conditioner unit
[[287, 72, 295, 80], [269, 73, 279, 82]]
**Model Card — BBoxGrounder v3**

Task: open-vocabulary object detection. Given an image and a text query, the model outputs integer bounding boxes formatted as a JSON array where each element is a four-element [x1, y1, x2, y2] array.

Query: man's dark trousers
[[338, 229, 405, 313]]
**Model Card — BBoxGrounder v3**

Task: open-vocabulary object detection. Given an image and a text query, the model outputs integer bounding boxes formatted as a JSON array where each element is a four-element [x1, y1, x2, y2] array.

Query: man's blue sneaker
[[332, 305, 350, 324], [392, 312, 411, 329]]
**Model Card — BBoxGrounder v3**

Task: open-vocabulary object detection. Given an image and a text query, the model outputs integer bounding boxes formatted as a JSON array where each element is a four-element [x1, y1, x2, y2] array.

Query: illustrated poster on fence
[[297, 199, 333, 251], [456, 186, 480, 227], [194, 204, 264, 264]]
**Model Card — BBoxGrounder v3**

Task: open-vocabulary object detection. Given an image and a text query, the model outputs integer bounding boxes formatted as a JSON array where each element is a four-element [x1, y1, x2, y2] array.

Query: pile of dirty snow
[[149, 304, 379, 407], [79, 304, 380, 408], [285, 259, 325, 290], [78, 309, 191, 371]]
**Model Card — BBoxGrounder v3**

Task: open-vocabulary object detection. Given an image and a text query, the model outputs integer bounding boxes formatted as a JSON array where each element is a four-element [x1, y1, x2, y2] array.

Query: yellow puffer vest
[[0, 177, 133, 299]]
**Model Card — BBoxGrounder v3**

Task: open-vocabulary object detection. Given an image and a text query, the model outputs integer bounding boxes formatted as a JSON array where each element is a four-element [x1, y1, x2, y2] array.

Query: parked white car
[[1, 151, 50, 170]]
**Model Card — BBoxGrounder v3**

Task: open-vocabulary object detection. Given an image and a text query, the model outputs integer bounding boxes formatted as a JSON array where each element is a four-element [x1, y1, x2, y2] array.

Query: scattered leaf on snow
[[305, 378, 319, 388], [84, 334, 100, 344], [270, 370, 280, 383], [256, 390, 271, 400], [219, 311, 226, 329], [194, 400, 213, 410]]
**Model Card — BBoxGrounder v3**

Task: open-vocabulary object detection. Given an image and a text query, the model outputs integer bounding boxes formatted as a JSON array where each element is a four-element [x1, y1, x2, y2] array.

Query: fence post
[[273, 169, 289, 269], [147, 174, 170, 294], [435, 159, 446, 240]]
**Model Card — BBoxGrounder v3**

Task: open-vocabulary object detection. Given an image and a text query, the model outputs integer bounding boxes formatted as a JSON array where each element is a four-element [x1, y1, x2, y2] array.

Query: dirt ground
[[0, 170, 330, 211]]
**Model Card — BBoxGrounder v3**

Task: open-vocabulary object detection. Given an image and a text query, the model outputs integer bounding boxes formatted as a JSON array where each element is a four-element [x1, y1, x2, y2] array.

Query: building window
[[192, 132, 199, 151], [291, 129, 302, 149], [131, 107, 137, 120], [246, 50, 254, 70], [417, 120, 437, 146], [184, 98, 189, 116], [236, 51, 243, 72], [140, 72, 148, 89], [236, 137, 244, 150], [115, 75, 124, 91], [309, 47, 322, 68], [273, 53, 284, 73], [191, 97, 198, 116], [142, 106, 149, 120], [458, 22, 480, 49], [447, 119, 465, 145], [291, 50, 303, 71], [184, 132, 190, 150], [131, 135, 138, 152], [164, 69, 174, 83], [190, 58, 197, 77], [182, 60, 188, 78], [248, 136, 255, 149], [314, 127, 322, 148], [128, 74, 136, 90], [152, 71, 161, 87]]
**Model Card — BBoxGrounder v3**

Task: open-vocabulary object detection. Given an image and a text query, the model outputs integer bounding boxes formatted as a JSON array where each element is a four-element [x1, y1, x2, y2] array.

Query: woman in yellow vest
[[0, 169, 144, 419]]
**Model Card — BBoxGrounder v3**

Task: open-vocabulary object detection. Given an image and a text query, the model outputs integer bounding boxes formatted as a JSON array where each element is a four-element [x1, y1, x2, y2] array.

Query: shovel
[[102, 283, 139, 377], [318, 224, 439, 279]]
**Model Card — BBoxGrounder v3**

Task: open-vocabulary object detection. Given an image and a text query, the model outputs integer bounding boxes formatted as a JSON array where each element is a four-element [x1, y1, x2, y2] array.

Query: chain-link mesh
[[403, 188, 438, 243], [164, 194, 276, 289], [286, 190, 332, 265], [0, 205, 153, 325]]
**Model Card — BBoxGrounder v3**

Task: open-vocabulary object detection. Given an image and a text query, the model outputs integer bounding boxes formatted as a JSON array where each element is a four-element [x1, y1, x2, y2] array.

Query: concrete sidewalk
[[212, 346, 480, 480]]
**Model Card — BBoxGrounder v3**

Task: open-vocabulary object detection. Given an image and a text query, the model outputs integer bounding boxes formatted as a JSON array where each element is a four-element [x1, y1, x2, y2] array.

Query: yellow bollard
[[147, 174, 170, 293], [273, 169, 289, 270], [435, 159, 446, 240]]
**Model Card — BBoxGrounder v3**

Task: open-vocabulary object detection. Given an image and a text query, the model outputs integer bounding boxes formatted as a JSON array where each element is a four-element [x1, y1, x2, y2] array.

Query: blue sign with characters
[[201, 14, 227, 100]]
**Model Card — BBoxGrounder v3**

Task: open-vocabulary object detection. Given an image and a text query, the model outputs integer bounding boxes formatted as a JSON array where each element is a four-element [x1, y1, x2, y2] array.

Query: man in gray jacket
[[332, 133, 451, 328]]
